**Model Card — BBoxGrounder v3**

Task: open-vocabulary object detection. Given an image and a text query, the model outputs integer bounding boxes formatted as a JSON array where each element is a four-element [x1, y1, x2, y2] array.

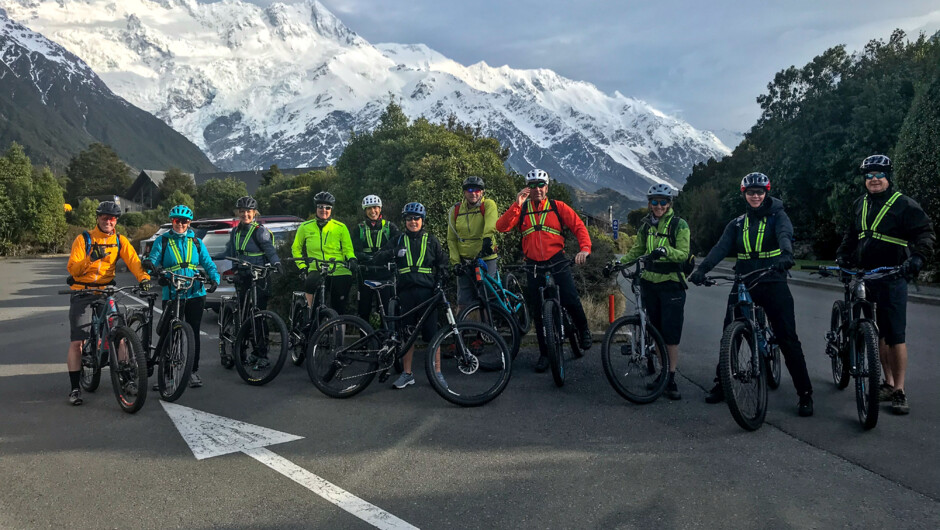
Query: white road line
[[123, 293, 209, 336], [244, 447, 419, 530], [0, 364, 65, 377]]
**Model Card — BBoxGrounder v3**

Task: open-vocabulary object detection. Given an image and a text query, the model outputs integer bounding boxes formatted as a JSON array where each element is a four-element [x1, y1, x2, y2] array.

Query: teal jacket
[[620, 208, 690, 284], [147, 229, 221, 300]]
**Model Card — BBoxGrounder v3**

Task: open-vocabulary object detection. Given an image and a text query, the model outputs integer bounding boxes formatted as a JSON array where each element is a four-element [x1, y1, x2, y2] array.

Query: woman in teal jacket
[[145, 205, 221, 388]]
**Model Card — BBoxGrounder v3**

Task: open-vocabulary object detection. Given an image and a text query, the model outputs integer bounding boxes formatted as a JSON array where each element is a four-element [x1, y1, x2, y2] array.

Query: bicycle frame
[[225, 257, 278, 339], [467, 258, 525, 318]]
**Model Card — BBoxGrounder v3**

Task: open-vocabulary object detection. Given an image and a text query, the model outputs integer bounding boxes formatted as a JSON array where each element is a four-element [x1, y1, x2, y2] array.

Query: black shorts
[[639, 279, 686, 345], [866, 277, 908, 345], [396, 287, 438, 343], [68, 292, 98, 341], [304, 273, 353, 314]]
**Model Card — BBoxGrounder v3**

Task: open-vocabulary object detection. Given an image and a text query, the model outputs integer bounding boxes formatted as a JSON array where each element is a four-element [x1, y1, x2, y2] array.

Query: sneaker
[[664, 374, 681, 401], [434, 371, 449, 391], [878, 382, 895, 402], [798, 394, 814, 417], [534, 355, 550, 373], [393, 372, 415, 389], [705, 383, 724, 404], [579, 329, 593, 350], [891, 389, 910, 415], [189, 373, 203, 388], [68, 389, 83, 406]]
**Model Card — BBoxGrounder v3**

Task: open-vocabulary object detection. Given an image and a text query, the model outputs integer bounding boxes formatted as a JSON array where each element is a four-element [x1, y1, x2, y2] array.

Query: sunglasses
[[865, 172, 887, 180], [464, 188, 483, 193], [404, 215, 423, 222], [99, 215, 118, 222], [317, 205, 333, 210], [171, 217, 191, 224], [527, 182, 547, 189], [649, 199, 671, 206], [744, 189, 767, 197]]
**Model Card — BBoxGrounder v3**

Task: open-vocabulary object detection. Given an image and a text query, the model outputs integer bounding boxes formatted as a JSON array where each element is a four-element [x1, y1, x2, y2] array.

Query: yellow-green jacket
[[620, 208, 690, 284], [447, 197, 498, 265], [291, 218, 356, 276]]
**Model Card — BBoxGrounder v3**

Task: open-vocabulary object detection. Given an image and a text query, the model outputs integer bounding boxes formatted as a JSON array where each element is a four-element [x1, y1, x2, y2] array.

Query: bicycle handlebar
[[800, 264, 901, 282], [701, 266, 777, 287]]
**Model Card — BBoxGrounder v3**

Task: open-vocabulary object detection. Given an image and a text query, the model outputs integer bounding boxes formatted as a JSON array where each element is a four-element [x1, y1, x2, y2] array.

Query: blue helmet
[[402, 202, 426, 219], [169, 205, 194, 221]]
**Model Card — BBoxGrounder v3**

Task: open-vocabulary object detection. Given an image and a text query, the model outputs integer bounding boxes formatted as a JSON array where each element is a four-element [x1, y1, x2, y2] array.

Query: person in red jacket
[[496, 168, 593, 372]]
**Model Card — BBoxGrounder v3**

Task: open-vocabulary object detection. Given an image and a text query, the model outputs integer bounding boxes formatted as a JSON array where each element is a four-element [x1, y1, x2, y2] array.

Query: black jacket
[[696, 196, 794, 283], [352, 218, 400, 279], [373, 229, 447, 290], [836, 186, 935, 269]]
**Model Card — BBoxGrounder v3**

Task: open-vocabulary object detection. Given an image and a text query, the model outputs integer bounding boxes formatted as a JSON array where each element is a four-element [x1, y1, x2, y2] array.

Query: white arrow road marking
[[161, 402, 418, 530]]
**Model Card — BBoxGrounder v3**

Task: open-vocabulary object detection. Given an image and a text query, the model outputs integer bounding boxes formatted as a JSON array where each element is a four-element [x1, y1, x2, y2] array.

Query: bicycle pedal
[[378, 370, 390, 383]]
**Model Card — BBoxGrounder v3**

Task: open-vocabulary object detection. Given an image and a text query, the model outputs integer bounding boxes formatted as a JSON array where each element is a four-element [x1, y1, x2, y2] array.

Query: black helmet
[[314, 191, 336, 206], [740, 172, 771, 192], [860, 154, 892, 174], [96, 201, 122, 217], [462, 176, 485, 190], [235, 196, 258, 210]]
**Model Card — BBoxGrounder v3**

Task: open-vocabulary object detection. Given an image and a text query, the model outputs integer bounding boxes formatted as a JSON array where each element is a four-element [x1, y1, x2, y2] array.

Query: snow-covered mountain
[[1, 0, 730, 197], [0, 6, 215, 171]]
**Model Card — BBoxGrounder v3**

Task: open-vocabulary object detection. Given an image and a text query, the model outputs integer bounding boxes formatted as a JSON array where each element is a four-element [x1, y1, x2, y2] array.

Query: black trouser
[[717, 281, 812, 396], [304, 274, 353, 314], [357, 278, 393, 322], [162, 296, 206, 373], [524, 257, 590, 357]]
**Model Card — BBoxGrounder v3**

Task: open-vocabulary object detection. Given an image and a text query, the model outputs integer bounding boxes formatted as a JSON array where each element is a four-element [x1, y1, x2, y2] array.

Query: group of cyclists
[[64, 155, 934, 419]]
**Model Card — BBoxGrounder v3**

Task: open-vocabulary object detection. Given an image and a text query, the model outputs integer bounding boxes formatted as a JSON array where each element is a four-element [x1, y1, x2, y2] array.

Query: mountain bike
[[456, 255, 528, 361], [126, 269, 203, 402], [305, 271, 512, 407], [600, 256, 670, 403], [218, 257, 288, 385], [700, 267, 779, 431], [802, 265, 898, 429], [506, 259, 584, 387], [285, 257, 346, 366], [60, 282, 147, 413]]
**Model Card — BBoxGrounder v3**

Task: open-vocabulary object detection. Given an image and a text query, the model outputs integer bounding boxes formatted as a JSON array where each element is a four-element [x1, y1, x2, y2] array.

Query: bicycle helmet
[[314, 191, 336, 206], [740, 172, 771, 192], [462, 176, 485, 190], [402, 202, 426, 219], [361, 194, 382, 209], [860, 154, 892, 174], [169, 205, 194, 220], [95, 201, 122, 217], [525, 169, 549, 184], [647, 183, 674, 199], [235, 196, 258, 210]]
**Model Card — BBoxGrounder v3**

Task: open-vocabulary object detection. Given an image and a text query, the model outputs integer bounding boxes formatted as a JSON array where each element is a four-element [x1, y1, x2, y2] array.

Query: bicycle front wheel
[[543, 300, 565, 387], [829, 301, 850, 389], [855, 321, 881, 430], [158, 319, 195, 402], [458, 302, 520, 362], [306, 315, 379, 398], [565, 310, 584, 358], [427, 321, 511, 407], [719, 320, 767, 431], [218, 302, 236, 369], [233, 310, 289, 386], [601, 315, 669, 404], [108, 325, 148, 413]]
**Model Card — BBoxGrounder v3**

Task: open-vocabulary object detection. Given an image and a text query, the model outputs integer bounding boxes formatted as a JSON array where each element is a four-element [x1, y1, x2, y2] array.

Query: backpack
[[158, 232, 205, 269], [641, 216, 695, 276], [83, 230, 122, 255], [452, 200, 485, 223]]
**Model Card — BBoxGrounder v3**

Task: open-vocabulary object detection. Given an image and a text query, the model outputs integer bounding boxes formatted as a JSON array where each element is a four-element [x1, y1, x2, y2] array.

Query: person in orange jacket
[[65, 201, 150, 406], [496, 169, 593, 372]]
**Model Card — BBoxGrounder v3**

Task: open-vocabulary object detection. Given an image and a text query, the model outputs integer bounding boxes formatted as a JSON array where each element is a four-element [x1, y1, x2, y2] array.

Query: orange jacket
[[496, 199, 591, 262], [67, 227, 150, 290]]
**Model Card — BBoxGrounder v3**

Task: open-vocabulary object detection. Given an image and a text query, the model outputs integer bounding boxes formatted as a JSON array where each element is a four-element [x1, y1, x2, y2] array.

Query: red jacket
[[496, 199, 591, 262]]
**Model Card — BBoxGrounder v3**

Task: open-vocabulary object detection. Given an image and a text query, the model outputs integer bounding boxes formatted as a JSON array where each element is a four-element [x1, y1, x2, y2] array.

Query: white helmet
[[361, 195, 382, 209], [525, 168, 549, 183], [647, 183, 674, 200]]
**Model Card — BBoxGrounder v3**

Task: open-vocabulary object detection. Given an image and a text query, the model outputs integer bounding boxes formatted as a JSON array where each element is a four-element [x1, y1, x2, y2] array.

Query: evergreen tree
[[73, 198, 99, 229], [158, 190, 196, 219], [30, 167, 68, 247], [895, 56, 940, 230], [196, 177, 248, 217], [65, 143, 132, 200], [159, 167, 197, 197]]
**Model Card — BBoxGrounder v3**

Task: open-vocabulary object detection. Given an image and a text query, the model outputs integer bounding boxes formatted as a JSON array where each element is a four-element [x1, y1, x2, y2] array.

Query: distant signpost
[[612, 219, 619, 240]]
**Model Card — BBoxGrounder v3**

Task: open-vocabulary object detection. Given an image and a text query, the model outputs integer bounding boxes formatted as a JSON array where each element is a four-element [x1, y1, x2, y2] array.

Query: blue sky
[[243, 0, 940, 141]]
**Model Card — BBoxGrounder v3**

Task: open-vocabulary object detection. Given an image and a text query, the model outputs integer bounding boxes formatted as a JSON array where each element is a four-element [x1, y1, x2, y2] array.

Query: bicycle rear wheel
[[565, 310, 584, 358], [764, 343, 782, 390], [79, 338, 102, 392], [233, 310, 289, 386], [458, 302, 520, 363], [108, 325, 148, 413], [426, 321, 511, 407], [719, 320, 767, 431], [307, 315, 379, 398], [289, 297, 310, 366], [158, 319, 195, 402], [387, 299, 403, 374], [543, 300, 566, 387], [218, 301, 236, 369], [855, 321, 881, 430], [601, 315, 669, 404], [829, 301, 850, 389], [504, 273, 531, 335]]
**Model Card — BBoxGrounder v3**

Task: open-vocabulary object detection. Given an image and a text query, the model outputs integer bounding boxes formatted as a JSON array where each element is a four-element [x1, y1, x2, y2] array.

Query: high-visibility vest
[[401, 233, 433, 274], [737, 216, 782, 260], [858, 192, 908, 247], [165, 236, 198, 272], [234, 223, 265, 257], [360, 220, 389, 253], [520, 200, 562, 237]]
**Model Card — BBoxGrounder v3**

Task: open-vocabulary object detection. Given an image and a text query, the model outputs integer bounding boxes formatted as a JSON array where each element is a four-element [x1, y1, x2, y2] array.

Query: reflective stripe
[[646, 216, 672, 255], [362, 220, 386, 252], [235, 223, 264, 257], [166, 238, 198, 271], [521, 200, 562, 236], [859, 192, 908, 247], [737, 216, 782, 260], [401, 233, 432, 274]]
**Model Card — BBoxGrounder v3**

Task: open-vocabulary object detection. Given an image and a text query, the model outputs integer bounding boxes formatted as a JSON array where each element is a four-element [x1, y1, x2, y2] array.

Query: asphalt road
[[1, 257, 939, 529]]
